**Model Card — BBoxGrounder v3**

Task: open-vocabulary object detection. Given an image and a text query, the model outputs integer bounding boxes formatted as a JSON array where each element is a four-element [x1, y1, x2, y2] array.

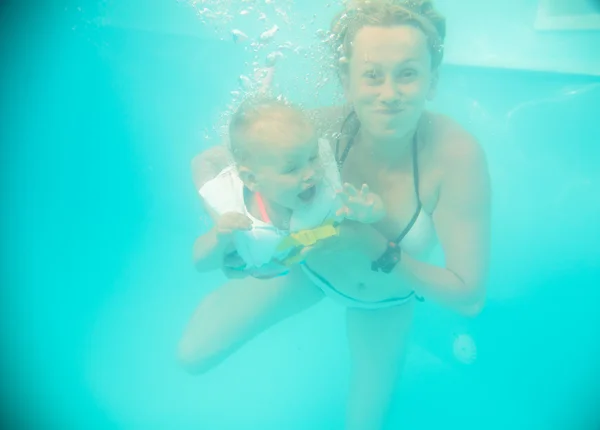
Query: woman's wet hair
[[329, 0, 446, 75], [228, 95, 313, 164]]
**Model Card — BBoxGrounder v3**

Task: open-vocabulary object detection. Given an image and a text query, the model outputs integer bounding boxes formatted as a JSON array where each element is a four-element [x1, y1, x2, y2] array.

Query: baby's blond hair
[[228, 96, 313, 165]]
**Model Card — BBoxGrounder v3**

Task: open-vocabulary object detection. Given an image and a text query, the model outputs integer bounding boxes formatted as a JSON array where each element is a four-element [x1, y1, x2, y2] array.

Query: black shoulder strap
[[335, 111, 358, 168], [393, 134, 422, 244]]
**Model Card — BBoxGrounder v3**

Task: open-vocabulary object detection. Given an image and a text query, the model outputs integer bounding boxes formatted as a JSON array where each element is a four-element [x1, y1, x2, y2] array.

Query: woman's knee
[[176, 331, 231, 375], [176, 271, 322, 375], [175, 294, 238, 375]]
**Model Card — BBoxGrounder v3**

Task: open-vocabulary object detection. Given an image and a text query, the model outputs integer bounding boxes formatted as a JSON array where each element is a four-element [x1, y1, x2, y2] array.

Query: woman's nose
[[379, 78, 401, 103]]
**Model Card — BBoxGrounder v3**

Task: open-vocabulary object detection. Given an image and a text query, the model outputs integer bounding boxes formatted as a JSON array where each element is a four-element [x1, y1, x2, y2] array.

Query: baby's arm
[[193, 225, 232, 273], [193, 212, 252, 272], [190, 146, 251, 272]]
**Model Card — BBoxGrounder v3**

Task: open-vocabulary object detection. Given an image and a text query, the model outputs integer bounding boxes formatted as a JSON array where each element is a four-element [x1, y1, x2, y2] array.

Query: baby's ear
[[238, 165, 258, 191]]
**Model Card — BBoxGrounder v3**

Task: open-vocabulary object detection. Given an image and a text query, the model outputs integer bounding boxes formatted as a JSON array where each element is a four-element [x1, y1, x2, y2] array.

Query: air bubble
[[260, 25, 279, 42], [239, 75, 254, 90], [231, 29, 248, 43], [266, 51, 284, 66]]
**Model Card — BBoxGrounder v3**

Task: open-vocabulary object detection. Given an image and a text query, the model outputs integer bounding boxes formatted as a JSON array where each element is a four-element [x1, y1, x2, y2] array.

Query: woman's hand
[[337, 183, 386, 224]]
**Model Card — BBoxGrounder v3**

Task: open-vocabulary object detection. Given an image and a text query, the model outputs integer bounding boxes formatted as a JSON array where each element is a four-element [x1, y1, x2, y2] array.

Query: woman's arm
[[400, 135, 490, 315], [191, 145, 232, 191]]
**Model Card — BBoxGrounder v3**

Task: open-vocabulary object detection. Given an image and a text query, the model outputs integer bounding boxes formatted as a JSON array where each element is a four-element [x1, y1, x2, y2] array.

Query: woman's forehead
[[351, 25, 430, 63]]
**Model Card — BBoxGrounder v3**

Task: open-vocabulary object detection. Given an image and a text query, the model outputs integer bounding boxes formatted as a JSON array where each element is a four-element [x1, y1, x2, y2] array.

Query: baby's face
[[244, 121, 324, 211]]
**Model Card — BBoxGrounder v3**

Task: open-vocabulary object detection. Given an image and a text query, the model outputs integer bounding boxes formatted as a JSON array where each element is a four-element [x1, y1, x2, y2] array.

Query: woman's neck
[[356, 127, 416, 168]]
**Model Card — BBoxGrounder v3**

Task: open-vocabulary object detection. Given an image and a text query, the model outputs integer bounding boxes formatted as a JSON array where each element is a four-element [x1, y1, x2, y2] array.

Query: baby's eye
[[283, 165, 298, 174]]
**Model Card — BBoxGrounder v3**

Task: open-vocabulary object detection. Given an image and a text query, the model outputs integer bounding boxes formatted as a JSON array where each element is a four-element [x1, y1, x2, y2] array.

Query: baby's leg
[[177, 267, 323, 374], [345, 302, 415, 430]]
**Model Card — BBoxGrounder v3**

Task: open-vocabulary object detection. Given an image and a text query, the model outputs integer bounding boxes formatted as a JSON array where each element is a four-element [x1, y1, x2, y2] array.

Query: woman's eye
[[364, 70, 378, 79], [399, 69, 417, 79]]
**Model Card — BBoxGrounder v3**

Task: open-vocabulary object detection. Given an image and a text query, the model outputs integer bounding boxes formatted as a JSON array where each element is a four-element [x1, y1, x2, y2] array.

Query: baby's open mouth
[[298, 185, 316, 202]]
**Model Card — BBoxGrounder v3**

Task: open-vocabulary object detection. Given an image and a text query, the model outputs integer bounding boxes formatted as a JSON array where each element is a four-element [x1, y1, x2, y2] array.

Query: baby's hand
[[216, 212, 253, 240], [336, 183, 386, 224], [222, 251, 249, 279], [249, 259, 290, 279]]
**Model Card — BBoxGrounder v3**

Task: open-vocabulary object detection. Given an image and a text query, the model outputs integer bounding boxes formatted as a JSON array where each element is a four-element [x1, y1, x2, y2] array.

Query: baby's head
[[229, 97, 323, 210]]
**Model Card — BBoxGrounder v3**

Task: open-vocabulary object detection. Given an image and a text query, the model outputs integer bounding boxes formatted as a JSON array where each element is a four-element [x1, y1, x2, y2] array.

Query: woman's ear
[[427, 68, 439, 101], [339, 59, 353, 103]]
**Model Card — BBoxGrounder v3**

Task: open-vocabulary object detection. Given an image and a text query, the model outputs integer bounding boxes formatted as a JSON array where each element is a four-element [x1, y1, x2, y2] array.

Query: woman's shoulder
[[426, 111, 487, 168]]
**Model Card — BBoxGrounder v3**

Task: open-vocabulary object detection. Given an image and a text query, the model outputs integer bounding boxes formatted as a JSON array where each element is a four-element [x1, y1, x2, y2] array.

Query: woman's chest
[[341, 156, 440, 240]]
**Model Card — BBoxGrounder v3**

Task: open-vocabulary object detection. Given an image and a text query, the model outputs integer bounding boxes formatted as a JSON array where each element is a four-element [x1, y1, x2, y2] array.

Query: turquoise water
[[2, 1, 600, 429]]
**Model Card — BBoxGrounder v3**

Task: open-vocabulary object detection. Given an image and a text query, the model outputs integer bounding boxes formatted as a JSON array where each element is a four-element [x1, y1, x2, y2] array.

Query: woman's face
[[344, 25, 436, 140]]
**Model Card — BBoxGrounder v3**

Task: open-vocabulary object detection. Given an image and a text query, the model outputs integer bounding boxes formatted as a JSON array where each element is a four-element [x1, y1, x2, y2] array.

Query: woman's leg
[[345, 302, 415, 430], [177, 268, 323, 374]]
